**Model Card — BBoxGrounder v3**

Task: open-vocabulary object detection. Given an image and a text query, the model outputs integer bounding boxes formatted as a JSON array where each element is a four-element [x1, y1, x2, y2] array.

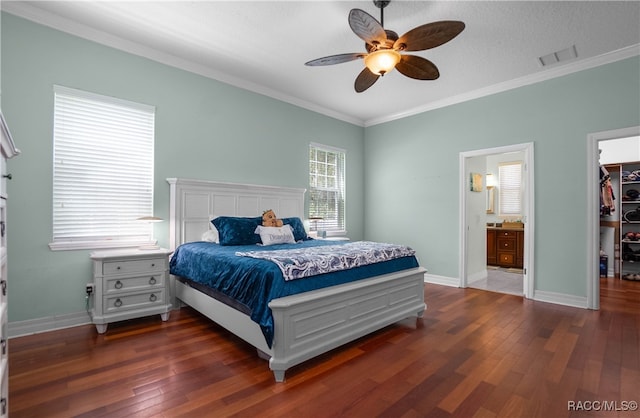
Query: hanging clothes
[[600, 165, 615, 216]]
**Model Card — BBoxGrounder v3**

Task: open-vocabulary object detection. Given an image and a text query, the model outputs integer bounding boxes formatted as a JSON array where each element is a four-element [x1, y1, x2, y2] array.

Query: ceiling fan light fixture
[[307, 1, 465, 92], [364, 49, 401, 75]]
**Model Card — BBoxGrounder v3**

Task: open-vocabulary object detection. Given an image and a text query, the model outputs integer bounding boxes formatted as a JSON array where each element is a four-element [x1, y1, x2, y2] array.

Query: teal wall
[[1, 13, 364, 323], [2, 12, 639, 326], [364, 56, 640, 297]]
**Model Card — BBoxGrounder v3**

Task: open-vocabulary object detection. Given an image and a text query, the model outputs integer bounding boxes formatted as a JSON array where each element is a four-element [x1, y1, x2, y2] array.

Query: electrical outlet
[[85, 283, 94, 295]]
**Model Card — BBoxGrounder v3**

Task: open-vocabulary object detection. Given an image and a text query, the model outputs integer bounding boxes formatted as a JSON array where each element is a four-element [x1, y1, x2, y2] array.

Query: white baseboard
[[533, 290, 589, 309], [7, 283, 589, 338], [467, 269, 488, 284], [8, 311, 92, 338], [424, 273, 459, 287], [424, 273, 590, 310]]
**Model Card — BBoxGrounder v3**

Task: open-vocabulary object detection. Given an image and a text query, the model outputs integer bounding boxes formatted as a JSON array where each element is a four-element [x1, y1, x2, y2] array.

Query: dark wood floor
[[8, 278, 640, 418]]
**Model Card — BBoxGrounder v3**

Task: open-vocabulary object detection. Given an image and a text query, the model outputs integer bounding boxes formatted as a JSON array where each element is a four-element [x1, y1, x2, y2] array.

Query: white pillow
[[201, 229, 219, 243], [255, 225, 296, 246], [201, 219, 219, 243]]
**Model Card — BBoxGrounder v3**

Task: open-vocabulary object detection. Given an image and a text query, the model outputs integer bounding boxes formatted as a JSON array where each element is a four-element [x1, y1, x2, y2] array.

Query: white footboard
[[268, 267, 426, 381]]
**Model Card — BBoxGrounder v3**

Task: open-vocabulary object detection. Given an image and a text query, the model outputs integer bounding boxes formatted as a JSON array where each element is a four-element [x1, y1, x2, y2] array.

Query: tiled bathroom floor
[[469, 267, 523, 295]]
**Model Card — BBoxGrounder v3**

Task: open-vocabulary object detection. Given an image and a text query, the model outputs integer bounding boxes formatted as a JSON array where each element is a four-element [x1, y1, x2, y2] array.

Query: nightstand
[[89, 247, 173, 334]]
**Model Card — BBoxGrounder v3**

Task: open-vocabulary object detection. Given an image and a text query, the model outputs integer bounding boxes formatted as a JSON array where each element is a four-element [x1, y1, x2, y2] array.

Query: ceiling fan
[[305, 0, 465, 93]]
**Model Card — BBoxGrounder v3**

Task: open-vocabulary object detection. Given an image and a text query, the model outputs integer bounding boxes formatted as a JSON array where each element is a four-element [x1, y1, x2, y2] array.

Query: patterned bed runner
[[235, 241, 415, 281]]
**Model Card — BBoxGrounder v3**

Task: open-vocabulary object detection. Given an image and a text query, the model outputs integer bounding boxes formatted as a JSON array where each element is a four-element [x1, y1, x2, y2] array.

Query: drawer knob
[[149, 277, 157, 285], [116, 266, 121, 270], [151, 263, 155, 267], [115, 280, 123, 289], [2, 174, 12, 180], [149, 294, 157, 302], [114, 298, 123, 307]]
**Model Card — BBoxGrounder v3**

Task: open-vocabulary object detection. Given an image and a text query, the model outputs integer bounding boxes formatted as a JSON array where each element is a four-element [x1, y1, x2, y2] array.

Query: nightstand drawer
[[103, 258, 165, 275], [104, 274, 164, 294], [104, 290, 166, 314]]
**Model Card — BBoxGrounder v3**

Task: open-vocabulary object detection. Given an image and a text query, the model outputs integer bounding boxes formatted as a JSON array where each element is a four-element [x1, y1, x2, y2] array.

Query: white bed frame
[[167, 178, 426, 382]]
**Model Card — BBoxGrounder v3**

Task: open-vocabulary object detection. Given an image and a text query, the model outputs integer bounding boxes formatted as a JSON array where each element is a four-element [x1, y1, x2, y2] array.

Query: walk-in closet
[[600, 136, 640, 281]]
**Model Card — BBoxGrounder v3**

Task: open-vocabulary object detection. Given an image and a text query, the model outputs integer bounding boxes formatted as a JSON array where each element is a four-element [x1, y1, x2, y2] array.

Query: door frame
[[586, 125, 640, 310], [459, 142, 535, 298]]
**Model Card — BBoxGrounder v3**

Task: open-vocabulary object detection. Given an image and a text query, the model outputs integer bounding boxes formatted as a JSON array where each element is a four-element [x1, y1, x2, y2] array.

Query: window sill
[[49, 239, 157, 252], [325, 230, 347, 237]]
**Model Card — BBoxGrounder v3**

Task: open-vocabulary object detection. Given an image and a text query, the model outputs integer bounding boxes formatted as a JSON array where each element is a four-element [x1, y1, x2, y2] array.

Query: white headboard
[[167, 178, 306, 250]]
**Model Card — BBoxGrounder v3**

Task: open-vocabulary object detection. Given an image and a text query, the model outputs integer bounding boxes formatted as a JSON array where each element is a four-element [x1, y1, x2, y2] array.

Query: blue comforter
[[169, 240, 420, 347]]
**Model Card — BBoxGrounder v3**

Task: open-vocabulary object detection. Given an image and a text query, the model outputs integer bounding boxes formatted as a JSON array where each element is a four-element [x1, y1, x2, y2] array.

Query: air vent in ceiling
[[538, 45, 578, 67]]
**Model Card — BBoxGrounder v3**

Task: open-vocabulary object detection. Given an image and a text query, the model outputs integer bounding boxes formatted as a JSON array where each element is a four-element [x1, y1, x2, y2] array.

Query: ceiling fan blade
[[396, 55, 440, 80], [354, 67, 380, 93], [349, 8, 387, 47], [305, 53, 366, 66], [394, 21, 465, 52]]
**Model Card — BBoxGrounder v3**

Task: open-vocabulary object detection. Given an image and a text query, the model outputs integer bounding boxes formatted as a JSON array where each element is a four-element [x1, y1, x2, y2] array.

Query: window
[[309, 143, 346, 233], [50, 86, 155, 250], [498, 161, 523, 216]]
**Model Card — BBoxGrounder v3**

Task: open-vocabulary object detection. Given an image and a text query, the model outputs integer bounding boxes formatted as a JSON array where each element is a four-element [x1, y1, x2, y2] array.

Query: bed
[[167, 178, 426, 382]]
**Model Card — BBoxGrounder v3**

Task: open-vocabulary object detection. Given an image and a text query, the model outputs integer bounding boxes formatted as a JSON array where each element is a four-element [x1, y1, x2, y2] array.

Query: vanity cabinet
[[487, 228, 524, 269], [486, 229, 497, 265]]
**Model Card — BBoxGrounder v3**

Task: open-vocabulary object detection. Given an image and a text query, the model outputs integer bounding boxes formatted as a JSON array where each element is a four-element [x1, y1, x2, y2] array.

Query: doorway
[[459, 142, 535, 298], [587, 126, 640, 309]]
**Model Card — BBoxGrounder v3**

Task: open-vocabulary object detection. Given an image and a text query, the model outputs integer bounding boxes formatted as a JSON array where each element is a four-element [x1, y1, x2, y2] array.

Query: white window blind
[[498, 161, 523, 216], [51, 85, 155, 250], [309, 143, 346, 232]]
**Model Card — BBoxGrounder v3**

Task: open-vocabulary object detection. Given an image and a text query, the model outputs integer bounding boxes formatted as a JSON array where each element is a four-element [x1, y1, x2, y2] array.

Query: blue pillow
[[212, 216, 262, 246], [281, 217, 309, 241]]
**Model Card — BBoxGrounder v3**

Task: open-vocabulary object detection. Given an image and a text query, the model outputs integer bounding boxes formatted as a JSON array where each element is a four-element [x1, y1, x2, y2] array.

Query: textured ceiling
[[5, 1, 640, 126]]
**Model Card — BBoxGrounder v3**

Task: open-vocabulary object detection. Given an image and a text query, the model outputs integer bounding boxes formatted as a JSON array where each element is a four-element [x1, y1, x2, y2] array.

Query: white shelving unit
[[602, 161, 640, 280], [0, 112, 20, 417], [619, 163, 640, 280]]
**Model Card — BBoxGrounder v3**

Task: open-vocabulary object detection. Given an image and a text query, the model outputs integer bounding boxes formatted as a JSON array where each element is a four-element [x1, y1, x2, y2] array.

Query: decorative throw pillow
[[281, 217, 309, 241], [212, 216, 262, 246], [255, 225, 296, 246]]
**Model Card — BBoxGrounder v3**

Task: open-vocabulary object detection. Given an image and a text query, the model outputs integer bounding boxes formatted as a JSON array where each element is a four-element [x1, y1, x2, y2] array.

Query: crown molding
[[4, 3, 638, 129], [364, 44, 640, 127], [2, 2, 365, 127]]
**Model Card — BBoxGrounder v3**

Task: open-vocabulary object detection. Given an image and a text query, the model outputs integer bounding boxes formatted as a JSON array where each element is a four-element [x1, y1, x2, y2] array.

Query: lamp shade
[[364, 49, 401, 75]]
